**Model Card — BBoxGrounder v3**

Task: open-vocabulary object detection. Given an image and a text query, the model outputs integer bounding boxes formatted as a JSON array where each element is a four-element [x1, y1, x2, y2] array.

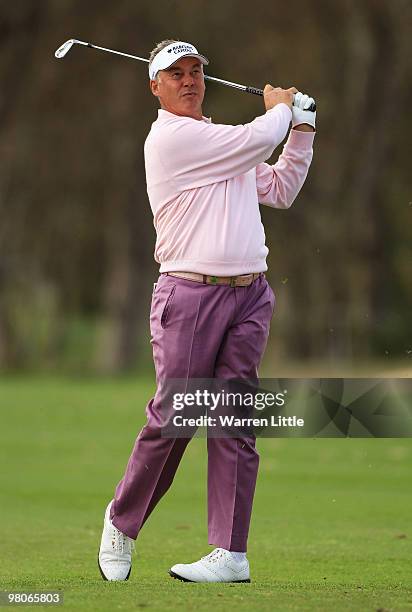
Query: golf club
[[54, 39, 316, 111]]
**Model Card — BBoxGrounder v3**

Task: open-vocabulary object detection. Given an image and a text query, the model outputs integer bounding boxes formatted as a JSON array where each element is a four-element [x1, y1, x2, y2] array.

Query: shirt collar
[[157, 109, 211, 123]]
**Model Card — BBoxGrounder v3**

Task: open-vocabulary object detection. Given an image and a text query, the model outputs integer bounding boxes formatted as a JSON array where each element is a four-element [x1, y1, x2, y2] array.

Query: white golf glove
[[292, 91, 316, 129]]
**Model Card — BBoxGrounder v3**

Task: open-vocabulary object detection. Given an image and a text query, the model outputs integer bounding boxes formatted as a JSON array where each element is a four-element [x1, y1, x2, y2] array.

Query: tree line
[[0, 0, 411, 372]]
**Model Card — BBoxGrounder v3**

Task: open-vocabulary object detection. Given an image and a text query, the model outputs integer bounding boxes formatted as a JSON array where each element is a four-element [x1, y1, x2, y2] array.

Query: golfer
[[98, 39, 316, 582]]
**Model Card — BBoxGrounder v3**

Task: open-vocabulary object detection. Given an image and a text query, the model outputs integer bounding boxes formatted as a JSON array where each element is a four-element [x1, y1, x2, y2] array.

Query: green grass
[[0, 376, 411, 611]]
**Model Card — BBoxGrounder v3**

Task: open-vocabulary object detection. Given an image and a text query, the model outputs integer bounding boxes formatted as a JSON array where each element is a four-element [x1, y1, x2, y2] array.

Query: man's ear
[[150, 78, 159, 97]]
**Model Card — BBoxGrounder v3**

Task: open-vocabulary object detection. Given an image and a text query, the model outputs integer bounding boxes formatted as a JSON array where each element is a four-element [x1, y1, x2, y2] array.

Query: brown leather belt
[[166, 271, 262, 287]]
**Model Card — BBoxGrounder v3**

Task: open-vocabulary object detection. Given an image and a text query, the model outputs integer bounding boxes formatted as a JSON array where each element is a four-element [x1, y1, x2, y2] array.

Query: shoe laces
[[202, 548, 226, 564], [111, 526, 135, 555]]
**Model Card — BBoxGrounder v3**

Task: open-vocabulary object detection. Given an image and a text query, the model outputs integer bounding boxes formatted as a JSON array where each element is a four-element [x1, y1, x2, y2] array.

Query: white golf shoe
[[98, 500, 135, 581], [169, 548, 250, 583]]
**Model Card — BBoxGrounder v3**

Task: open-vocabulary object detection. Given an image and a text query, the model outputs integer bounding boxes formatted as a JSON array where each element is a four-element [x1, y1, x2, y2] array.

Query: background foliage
[[0, 0, 411, 373]]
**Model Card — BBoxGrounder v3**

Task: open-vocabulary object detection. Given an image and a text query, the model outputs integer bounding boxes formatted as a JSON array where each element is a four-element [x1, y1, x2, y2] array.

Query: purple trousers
[[110, 273, 275, 552]]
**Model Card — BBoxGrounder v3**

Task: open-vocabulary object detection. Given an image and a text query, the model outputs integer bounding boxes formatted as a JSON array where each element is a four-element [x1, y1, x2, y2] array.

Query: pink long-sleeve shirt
[[144, 104, 315, 276]]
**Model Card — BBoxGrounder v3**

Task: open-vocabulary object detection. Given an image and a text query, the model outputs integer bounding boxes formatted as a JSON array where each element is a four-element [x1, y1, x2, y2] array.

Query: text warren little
[[172, 415, 304, 427]]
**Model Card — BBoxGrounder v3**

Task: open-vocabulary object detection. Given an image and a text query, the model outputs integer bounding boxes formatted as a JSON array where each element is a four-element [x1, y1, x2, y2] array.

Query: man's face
[[150, 56, 206, 120]]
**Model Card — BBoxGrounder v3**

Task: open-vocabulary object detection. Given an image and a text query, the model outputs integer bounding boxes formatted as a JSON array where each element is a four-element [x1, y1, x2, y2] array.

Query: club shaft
[[86, 42, 258, 94], [86, 42, 149, 65], [57, 39, 316, 109]]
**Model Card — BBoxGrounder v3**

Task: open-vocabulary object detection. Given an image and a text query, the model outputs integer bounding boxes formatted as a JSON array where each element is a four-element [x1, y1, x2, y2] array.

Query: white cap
[[149, 41, 209, 80]]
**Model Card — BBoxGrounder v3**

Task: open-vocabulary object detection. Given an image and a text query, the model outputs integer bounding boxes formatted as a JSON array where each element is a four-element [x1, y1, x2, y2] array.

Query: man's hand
[[263, 85, 298, 111], [292, 91, 316, 130]]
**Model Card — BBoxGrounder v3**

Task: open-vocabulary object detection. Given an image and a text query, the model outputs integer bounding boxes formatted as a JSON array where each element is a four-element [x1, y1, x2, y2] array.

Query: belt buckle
[[230, 277, 237, 288]]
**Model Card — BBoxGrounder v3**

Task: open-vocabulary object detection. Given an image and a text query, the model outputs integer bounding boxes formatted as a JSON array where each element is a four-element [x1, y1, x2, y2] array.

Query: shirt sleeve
[[256, 129, 315, 209], [154, 104, 292, 191]]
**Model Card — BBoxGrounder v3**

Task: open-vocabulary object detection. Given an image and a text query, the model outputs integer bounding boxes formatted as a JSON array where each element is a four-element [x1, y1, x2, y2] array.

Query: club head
[[55, 39, 76, 59]]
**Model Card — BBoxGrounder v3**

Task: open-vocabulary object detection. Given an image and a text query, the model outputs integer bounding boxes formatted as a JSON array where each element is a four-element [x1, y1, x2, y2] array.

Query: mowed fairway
[[0, 377, 411, 611]]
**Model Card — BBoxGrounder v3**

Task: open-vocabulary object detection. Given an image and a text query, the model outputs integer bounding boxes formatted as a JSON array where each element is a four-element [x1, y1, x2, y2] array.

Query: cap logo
[[167, 44, 195, 55]]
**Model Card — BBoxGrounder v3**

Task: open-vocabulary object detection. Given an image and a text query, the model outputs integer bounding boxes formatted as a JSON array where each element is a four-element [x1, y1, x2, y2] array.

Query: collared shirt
[[144, 104, 315, 276]]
